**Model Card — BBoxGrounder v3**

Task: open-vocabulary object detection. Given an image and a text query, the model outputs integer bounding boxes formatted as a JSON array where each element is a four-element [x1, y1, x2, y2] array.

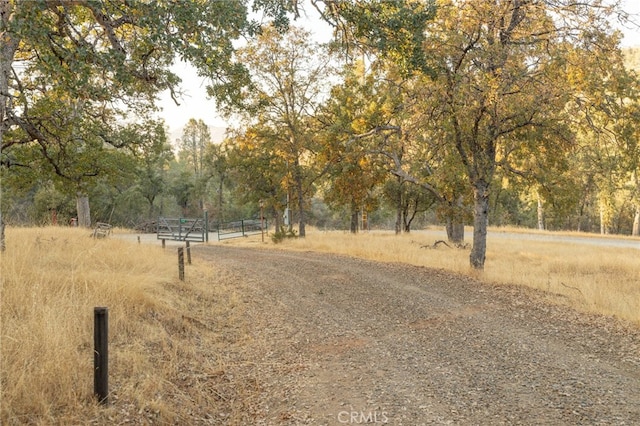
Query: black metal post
[[94, 307, 109, 404]]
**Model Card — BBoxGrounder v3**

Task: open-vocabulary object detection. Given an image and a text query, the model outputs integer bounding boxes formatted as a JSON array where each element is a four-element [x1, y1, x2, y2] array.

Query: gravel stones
[[195, 246, 640, 425]]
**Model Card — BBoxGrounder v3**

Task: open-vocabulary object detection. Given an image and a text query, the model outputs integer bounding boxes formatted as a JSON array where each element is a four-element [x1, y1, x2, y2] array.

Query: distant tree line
[[2, 1, 638, 269]]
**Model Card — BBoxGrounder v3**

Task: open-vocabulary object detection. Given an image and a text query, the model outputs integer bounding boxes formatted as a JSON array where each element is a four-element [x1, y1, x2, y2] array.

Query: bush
[[271, 226, 297, 243]]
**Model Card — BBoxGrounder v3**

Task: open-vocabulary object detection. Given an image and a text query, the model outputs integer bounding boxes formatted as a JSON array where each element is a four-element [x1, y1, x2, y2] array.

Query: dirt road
[[194, 245, 640, 425]]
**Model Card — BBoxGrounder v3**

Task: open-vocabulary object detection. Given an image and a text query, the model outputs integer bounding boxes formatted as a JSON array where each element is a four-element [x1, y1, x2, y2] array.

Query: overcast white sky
[[156, 2, 640, 140]]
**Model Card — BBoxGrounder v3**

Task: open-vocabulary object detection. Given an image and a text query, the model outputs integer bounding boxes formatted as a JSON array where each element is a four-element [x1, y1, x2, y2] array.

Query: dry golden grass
[[0, 227, 252, 424], [235, 227, 640, 326], [483, 236, 639, 323], [2, 225, 638, 423]]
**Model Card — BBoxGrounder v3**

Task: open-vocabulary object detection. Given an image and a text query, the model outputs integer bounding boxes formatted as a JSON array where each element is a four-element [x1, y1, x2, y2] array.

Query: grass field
[[0, 227, 253, 424], [1, 225, 638, 423]]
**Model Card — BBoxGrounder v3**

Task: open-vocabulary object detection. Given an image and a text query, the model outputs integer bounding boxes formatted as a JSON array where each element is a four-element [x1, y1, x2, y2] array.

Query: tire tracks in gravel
[[193, 245, 640, 425]]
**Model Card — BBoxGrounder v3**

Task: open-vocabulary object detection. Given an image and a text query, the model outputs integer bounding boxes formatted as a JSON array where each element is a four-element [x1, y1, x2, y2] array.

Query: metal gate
[[157, 217, 207, 242], [216, 219, 265, 240]]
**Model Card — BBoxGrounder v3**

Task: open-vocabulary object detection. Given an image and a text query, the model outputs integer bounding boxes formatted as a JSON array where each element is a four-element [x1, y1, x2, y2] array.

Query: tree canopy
[[0, 0, 288, 228], [2, 0, 638, 270]]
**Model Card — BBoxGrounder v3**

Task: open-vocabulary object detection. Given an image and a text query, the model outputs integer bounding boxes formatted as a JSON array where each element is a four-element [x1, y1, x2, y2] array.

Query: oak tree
[[0, 0, 290, 247], [418, 0, 631, 268], [219, 26, 338, 237]]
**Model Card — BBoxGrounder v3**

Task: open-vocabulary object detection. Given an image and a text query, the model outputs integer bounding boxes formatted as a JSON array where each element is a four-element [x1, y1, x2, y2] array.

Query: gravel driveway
[[194, 245, 640, 425]]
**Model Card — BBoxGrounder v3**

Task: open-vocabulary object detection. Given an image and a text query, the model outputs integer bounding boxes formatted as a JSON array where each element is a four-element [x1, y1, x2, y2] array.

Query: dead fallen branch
[[420, 240, 470, 250]]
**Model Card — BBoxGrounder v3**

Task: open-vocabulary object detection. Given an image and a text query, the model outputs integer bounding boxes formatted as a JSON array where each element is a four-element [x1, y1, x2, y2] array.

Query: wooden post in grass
[[186, 241, 191, 265], [162, 239, 166, 249], [94, 307, 109, 404], [178, 247, 185, 281]]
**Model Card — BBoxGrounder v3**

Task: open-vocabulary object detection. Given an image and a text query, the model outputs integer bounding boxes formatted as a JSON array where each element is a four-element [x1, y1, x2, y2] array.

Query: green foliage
[[32, 183, 74, 225], [271, 226, 297, 244], [2, 0, 639, 241], [325, 0, 436, 75], [220, 26, 338, 236], [0, 0, 289, 226], [225, 127, 289, 224], [383, 177, 439, 232], [316, 62, 397, 221]]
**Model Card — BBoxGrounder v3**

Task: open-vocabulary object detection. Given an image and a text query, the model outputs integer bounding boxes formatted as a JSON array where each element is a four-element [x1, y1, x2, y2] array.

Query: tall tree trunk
[[362, 208, 368, 231], [537, 191, 545, 231], [402, 199, 410, 233], [395, 190, 402, 235], [285, 190, 292, 233], [147, 197, 156, 219], [0, 212, 5, 252], [1, 7, 19, 253], [273, 208, 282, 234], [76, 193, 92, 228], [470, 182, 490, 270], [296, 180, 305, 238], [445, 195, 465, 244], [350, 201, 359, 234], [294, 160, 305, 237], [633, 173, 639, 236], [217, 177, 224, 224], [599, 204, 608, 235], [445, 218, 464, 244], [396, 176, 404, 235]]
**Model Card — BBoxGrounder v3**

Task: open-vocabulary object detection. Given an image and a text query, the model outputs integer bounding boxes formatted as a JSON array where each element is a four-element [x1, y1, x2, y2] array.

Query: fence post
[[204, 211, 209, 242], [162, 239, 166, 249], [185, 241, 191, 265], [178, 247, 185, 281], [94, 307, 109, 404], [241, 219, 245, 237]]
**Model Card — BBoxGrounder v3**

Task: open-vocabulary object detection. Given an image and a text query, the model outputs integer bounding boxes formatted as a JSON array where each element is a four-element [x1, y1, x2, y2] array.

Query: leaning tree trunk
[[76, 192, 92, 228], [470, 181, 490, 270]]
